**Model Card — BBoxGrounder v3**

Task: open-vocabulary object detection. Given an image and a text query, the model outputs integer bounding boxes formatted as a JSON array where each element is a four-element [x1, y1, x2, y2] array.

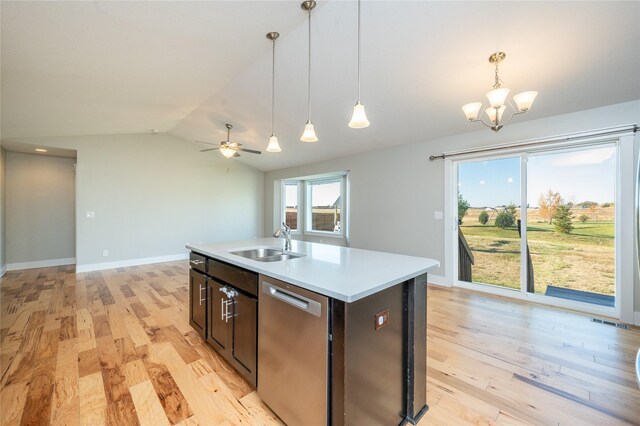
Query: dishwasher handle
[[262, 282, 322, 317]]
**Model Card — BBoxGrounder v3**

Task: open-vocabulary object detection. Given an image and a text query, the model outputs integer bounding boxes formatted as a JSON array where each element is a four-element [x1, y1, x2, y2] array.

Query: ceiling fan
[[197, 123, 262, 159]]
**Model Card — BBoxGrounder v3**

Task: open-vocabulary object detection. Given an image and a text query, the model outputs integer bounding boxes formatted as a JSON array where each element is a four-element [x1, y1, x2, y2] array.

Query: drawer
[[189, 252, 207, 273], [208, 258, 258, 297]]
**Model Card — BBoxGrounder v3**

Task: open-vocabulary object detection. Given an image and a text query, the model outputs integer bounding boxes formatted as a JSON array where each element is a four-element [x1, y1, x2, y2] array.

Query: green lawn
[[459, 220, 614, 295]]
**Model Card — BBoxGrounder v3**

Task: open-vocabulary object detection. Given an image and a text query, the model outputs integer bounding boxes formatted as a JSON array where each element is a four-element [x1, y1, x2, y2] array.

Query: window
[[280, 172, 348, 242], [307, 179, 342, 233], [283, 182, 299, 231]]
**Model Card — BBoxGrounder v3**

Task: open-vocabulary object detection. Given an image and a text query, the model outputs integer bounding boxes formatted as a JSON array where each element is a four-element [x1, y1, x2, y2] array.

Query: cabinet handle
[[190, 259, 203, 265], [199, 284, 205, 305]]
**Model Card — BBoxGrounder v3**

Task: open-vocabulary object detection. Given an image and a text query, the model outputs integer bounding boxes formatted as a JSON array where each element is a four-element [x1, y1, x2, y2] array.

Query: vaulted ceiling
[[2, 1, 639, 171]]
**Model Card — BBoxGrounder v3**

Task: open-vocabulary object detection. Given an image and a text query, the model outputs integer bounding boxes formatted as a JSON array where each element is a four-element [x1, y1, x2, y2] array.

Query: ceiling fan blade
[[234, 152, 241, 158], [200, 148, 220, 152], [195, 140, 217, 145], [237, 148, 262, 155]]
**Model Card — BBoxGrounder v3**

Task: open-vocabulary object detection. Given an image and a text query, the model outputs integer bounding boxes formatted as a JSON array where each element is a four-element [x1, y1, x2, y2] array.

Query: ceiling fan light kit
[[199, 123, 262, 159], [461, 52, 538, 132], [348, 0, 370, 129], [300, 0, 319, 142]]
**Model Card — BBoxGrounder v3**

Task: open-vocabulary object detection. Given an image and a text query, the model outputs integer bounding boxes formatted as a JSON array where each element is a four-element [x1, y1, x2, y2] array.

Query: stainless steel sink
[[230, 247, 305, 262]]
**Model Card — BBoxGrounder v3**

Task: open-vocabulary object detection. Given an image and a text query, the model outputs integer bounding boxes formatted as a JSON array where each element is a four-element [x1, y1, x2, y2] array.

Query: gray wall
[[1, 133, 264, 268], [264, 101, 640, 311], [0, 148, 6, 274], [6, 152, 76, 264]]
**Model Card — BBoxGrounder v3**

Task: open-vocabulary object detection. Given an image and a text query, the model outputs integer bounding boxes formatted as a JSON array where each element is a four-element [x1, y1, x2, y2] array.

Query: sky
[[458, 145, 616, 208]]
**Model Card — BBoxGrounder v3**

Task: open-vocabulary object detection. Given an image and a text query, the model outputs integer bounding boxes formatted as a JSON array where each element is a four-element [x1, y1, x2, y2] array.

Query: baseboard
[[428, 274, 450, 287], [7, 257, 76, 271], [0, 265, 6, 278], [75, 253, 189, 273], [635, 311, 640, 326]]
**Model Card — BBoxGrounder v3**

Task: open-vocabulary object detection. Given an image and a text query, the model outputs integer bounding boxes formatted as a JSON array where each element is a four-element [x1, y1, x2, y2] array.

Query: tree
[[495, 205, 516, 229], [588, 202, 598, 222], [553, 203, 574, 234], [578, 214, 588, 223], [539, 189, 561, 224], [458, 193, 470, 224], [478, 211, 489, 225]]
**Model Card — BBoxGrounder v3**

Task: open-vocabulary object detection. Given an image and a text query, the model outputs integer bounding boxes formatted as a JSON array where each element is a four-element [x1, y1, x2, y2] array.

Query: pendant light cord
[[357, 0, 361, 102], [307, 9, 312, 122], [271, 38, 276, 135]]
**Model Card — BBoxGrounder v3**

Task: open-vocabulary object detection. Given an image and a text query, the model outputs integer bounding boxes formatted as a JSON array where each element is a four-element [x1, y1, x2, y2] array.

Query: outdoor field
[[459, 206, 615, 295]]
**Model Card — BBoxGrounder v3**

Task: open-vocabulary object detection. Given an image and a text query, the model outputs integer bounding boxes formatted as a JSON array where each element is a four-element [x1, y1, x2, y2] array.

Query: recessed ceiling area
[[1, 141, 77, 159], [2, 1, 639, 171]]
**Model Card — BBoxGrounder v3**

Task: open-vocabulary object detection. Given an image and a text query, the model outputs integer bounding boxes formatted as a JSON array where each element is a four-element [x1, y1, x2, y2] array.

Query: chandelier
[[461, 52, 537, 132]]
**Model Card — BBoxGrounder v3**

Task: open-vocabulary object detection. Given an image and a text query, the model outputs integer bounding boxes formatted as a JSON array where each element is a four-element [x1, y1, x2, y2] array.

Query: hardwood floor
[[1, 262, 639, 425]]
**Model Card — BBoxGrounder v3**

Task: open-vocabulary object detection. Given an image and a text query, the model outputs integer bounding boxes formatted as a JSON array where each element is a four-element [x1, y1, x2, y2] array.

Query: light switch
[[434, 211, 443, 220], [86, 211, 95, 219]]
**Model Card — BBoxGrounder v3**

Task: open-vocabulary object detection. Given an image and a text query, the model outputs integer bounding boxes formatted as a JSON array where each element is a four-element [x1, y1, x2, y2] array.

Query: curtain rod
[[429, 124, 638, 161]]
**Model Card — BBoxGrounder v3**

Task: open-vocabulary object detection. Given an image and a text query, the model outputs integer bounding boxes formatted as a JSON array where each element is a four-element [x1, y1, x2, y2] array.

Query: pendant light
[[461, 52, 538, 132], [300, 1, 318, 142], [348, 0, 370, 128], [266, 32, 282, 152]]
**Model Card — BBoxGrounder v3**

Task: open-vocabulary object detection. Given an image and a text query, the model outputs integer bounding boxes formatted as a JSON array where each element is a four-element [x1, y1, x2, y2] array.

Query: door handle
[[262, 282, 322, 317], [199, 284, 205, 305]]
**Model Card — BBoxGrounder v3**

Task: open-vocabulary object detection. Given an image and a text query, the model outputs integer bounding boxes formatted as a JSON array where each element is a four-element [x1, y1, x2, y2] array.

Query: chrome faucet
[[273, 222, 292, 251]]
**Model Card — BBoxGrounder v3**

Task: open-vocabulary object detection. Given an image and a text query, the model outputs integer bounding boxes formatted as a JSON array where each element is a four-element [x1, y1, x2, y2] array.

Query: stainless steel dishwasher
[[258, 276, 328, 426]]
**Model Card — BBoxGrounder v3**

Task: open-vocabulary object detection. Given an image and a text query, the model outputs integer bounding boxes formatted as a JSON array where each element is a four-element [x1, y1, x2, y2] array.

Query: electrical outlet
[[374, 309, 389, 330], [434, 211, 443, 220], [102, 249, 109, 257]]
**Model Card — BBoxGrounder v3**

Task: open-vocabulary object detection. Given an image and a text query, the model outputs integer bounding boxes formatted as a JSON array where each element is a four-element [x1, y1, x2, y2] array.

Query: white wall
[[1, 133, 264, 270], [6, 152, 76, 266], [264, 101, 640, 311], [0, 148, 6, 275]]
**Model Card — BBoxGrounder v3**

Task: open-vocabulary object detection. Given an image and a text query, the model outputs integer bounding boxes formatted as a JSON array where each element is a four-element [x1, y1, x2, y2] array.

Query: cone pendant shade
[[301, 121, 318, 142], [349, 102, 370, 128], [266, 135, 281, 152]]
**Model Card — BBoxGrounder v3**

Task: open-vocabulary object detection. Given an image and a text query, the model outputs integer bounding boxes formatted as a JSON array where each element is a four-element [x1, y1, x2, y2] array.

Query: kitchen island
[[186, 238, 438, 426]]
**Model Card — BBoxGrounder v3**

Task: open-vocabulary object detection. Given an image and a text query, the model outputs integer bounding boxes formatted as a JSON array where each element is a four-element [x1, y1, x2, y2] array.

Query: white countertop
[[186, 238, 439, 303]]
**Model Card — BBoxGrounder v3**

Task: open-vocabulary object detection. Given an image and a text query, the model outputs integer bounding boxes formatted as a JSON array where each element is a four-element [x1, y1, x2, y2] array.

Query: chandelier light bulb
[[301, 121, 318, 142], [513, 91, 538, 112], [461, 102, 483, 121], [485, 105, 506, 125], [486, 87, 510, 108], [349, 102, 370, 128], [267, 135, 281, 152]]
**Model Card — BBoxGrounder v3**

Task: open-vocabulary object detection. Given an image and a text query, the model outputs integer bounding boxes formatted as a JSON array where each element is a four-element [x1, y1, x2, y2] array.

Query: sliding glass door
[[526, 145, 616, 306], [457, 157, 521, 290], [454, 143, 617, 311]]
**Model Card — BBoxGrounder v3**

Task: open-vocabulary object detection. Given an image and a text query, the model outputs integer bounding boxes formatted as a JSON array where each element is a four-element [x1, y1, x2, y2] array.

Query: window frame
[[280, 180, 302, 235], [304, 177, 344, 238], [278, 172, 349, 242]]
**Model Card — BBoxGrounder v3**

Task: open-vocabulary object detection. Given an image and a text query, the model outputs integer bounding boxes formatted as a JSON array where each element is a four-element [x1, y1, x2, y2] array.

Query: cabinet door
[[208, 280, 230, 351], [232, 292, 257, 384], [189, 270, 207, 338]]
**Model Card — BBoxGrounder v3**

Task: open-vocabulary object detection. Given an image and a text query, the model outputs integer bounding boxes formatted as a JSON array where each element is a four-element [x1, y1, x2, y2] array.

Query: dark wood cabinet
[[189, 251, 258, 387], [189, 269, 207, 339], [231, 292, 257, 375], [206, 278, 257, 386]]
